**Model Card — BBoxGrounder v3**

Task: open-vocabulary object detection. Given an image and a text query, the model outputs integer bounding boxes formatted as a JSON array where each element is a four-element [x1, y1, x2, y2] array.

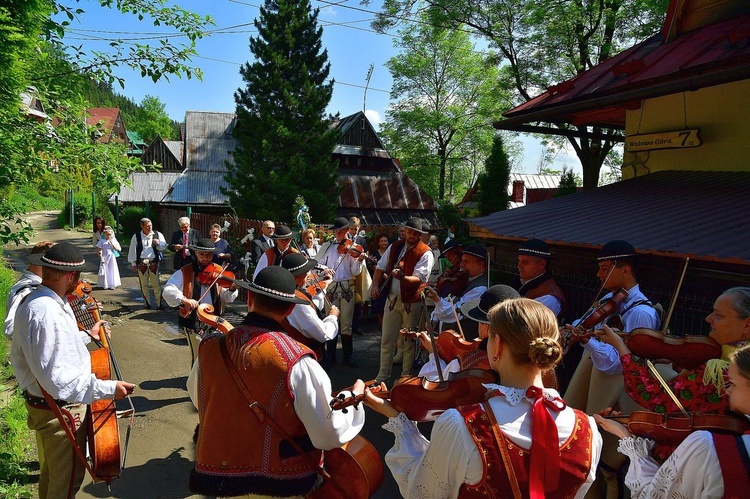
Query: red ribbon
[[526, 385, 565, 498]]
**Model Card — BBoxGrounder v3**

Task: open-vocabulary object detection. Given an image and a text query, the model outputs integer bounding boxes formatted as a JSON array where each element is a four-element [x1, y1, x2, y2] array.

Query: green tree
[[225, 0, 339, 222], [129, 95, 175, 142], [554, 165, 580, 197], [477, 134, 511, 215], [367, 0, 668, 189], [381, 16, 510, 201]]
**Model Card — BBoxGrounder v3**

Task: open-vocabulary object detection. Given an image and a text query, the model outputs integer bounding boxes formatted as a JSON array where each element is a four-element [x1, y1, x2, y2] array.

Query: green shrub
[[119, 205, 160, 240]]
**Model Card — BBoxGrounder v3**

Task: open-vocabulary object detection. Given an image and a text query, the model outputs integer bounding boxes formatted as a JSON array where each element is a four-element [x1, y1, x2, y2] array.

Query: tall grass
[[0, 250, 35, 497]]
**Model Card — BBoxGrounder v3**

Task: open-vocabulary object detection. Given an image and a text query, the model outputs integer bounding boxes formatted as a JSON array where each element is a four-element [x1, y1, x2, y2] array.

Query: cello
[[68, 281, 134, 484]]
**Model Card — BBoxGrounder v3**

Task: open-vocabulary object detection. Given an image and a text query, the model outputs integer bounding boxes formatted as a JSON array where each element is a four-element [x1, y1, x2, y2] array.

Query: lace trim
[[617, 436, 655, 459], [483, 383, 561, 406], [383, 412, 419, 436]]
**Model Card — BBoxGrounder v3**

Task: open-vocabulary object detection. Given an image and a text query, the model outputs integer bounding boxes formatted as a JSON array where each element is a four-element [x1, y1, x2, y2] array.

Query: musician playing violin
[[598, 287, 750, 425], [563, 240, 661, 499], [163, 238, 239, 367], [594, 344, 750, 498], [279, 253, 340, 362], [252, 224, 299, 280], [187, 267, 366, 498], [425, 244, 489, 341], [361, 298, 602, 498], [517, 238, 566, 318], [418, 285, 521, 381], [314, 217, 367, 368], [10, 242, 135, 499]]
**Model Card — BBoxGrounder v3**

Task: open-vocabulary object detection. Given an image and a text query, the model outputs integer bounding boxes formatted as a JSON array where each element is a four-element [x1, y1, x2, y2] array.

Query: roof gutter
[[494, 64, 750, 130]]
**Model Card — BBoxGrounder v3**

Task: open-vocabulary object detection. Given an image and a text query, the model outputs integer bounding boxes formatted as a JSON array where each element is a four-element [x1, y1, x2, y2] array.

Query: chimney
[[512, 180, 525, 203]]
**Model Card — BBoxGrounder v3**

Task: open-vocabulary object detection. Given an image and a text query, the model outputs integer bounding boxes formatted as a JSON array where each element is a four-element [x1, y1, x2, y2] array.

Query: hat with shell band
[[27, 242, 87, 271], [231, 266, 306, 304]]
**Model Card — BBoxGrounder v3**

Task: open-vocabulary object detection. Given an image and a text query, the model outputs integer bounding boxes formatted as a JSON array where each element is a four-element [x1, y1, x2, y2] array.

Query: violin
[[303, 271, 331, 296], [562, 288, 628, 351], [197, 303, 234, 334], [625, 328, 721, 369], [435, 329, 482, 363], [433, 267, 470, 298], [330, 369, 499, 422], [197, 262, 235, 288], [607, 411, 750, 446], [337, 240, 378, 263]]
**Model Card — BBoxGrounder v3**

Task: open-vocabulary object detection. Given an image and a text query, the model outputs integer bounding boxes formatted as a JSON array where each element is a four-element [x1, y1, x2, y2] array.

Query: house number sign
[[626, 129, 702, 152]]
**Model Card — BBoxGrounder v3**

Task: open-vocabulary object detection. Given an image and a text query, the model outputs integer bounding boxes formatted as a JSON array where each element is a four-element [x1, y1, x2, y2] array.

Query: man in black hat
[[424, 243, 490, 341], [252, 224, 298, 280], [279, 253, 340, 363], [314, 217, 367, 367], [563, 239, 661, 499], [417, 285, 520, 381], [371, 217, 435, 384], [3, 240, 54, 340], [10, 242, 136, 499], [517, 238, 566, 318], [187, 266, 366, 497], [127, 217, 167, 309], [250, 219, 275, 265], [163, 238, 239, 367]]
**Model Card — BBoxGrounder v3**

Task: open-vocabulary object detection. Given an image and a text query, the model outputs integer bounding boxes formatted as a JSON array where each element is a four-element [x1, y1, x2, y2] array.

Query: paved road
[[3, 213, 407, 498]]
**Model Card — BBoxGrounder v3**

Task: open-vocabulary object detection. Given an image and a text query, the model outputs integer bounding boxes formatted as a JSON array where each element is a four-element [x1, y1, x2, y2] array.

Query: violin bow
[[421, 292, 445, 383], [661, 257, 689, 335], [579, 262, 618, 324], [447, 296, 466, 339], [646, 360, 690, 417]]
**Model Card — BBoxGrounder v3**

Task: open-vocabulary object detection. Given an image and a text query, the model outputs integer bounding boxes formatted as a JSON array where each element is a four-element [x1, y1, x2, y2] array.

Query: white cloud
[[365, 109, 382, 128]]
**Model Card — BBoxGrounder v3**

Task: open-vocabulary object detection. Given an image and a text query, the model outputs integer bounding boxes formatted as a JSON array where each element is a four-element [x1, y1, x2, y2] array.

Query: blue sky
[[66, 0, 579, 173]]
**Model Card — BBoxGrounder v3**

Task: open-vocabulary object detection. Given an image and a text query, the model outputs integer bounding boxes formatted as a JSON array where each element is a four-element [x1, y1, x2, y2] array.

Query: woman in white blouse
[[362, 297, 602, 499], [595, 344, 750, 499]]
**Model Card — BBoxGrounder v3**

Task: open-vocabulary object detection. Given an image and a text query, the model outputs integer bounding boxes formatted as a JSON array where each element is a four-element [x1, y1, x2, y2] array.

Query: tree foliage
[[477, 134, 511, 215], [554, 166, 579, 198], [0, 1, 212, 244], [225, 0, 340, 222], [380, 15, 510, 202], [367, 0, 668, 188]]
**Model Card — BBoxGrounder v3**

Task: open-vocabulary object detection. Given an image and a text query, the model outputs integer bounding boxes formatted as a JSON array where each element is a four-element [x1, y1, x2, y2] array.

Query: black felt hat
[[598, 240, 638, 262], [189, 238, 216, 252], [281, 253, 317, 277], [271, 225, 293, 239], [442, 239, 463, 256], [518, 239, 551, 259], [27, 242, 87, 271], [462, 285, 521, 324], [331, 217, 351, 231], [231, 266, 306, 304], [404, 217, 427, 234], [462, 244, 487, 261]]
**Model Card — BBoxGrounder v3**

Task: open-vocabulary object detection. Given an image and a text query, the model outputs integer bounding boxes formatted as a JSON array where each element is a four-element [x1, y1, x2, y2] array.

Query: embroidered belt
[[22, 390, 70, 410]]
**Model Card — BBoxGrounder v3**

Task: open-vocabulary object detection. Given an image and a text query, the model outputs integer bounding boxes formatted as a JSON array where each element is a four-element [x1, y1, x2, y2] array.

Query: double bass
[[68, 281, 134, 484]]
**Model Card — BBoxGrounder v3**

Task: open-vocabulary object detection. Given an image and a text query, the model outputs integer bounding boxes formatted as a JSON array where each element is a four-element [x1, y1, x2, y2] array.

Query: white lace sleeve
[[619, 431, 724, 498], [382, 410, 482, 499]]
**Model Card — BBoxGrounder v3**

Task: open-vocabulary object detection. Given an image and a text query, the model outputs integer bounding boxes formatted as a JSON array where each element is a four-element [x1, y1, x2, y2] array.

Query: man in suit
[[250, 220, 275, 265], [168, 216, 202, 271]]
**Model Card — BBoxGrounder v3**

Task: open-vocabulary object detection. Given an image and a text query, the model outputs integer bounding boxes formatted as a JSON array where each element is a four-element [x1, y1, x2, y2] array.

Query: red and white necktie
[[183, 232, 188, 258]]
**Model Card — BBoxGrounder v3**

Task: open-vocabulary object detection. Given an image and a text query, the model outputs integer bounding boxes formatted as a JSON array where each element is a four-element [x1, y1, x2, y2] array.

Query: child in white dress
[[96, 226, 121, 289]]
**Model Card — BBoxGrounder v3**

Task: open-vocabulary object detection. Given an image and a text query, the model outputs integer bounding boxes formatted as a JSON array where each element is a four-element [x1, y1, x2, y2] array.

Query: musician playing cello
[[362, 298, 602, 498], [10, 242, 135, 499], [163, 238, 239, 368], [187, 266, 366, 497], [425, 244, 489, 341]]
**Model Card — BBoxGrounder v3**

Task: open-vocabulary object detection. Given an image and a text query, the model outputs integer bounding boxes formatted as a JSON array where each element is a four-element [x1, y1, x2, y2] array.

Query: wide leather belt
[[22, 390, 68, 409]]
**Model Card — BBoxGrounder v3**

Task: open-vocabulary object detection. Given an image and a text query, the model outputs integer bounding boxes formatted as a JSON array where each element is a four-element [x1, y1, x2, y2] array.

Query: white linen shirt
[[430, 277, 487, 331], [127, 230, 166, 265], [162, 268, 238, 308], [375, 243, 434, 295], [11, 285, 117, 402], [3, 270, 42, 340], [314, 242, 365, 282], [287, 302, 339, 343], [382, 384, 601, 499]]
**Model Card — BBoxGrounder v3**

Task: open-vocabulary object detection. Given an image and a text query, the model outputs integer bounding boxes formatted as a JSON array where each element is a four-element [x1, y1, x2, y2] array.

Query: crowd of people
[[5, 214, 750, 498]]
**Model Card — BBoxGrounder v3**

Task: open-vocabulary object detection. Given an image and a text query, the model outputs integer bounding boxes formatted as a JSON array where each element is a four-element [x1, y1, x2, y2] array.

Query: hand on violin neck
[[593, 412, 632, 439], [596, 324, 631, 356], [362, 381, 398, 418], [423, 286, 439, 303]]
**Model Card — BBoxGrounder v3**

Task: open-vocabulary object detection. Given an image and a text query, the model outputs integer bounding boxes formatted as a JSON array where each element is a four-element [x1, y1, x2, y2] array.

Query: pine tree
[[477, 134, 511, 215], [225, 0, 340, 222]]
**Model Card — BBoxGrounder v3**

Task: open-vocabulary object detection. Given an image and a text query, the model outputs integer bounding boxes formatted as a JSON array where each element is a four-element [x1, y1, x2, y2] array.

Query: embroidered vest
[[457, 403, 592, 499], [458, 348, 490, 371], [386, 239, 431, 303], [520, 273, 566, 318], [190, 326, 322, 497], [280, 290, 324, 359], [713, 433, 750, 499]]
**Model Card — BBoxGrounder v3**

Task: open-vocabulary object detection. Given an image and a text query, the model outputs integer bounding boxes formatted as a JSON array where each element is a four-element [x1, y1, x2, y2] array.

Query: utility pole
[[363, 64, 374, 112]]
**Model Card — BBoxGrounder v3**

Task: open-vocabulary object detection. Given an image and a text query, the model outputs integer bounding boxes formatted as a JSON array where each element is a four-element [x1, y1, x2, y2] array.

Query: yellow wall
[[622, 79, 750, 179]]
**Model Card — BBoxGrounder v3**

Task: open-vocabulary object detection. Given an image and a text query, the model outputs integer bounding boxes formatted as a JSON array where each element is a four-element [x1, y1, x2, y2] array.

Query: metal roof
[[510, 173, 560, 191], [164, 140, 183, 164], [162, 171, 231, 205], [112, 172, 182, 202], [338, 173, 437, 212], [498, 12, 750, 129], [469, 170, 750, 265], [184, 111, 236, 140]]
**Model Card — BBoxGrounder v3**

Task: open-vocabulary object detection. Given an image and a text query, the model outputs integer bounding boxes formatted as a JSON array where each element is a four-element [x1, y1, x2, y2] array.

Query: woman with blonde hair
[[300, 228, 320, 258], [362, 298, 602, 498]]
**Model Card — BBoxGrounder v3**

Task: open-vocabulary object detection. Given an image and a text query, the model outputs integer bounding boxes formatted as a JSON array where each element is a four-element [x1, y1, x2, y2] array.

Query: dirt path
[[3, 213, 401, 498]]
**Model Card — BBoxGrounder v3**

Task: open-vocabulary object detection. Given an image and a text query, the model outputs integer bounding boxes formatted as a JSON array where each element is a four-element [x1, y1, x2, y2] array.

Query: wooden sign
[[626, 129, 702, 152]]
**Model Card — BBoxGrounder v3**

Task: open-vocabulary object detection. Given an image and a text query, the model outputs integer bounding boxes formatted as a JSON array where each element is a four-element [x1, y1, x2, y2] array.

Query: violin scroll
[[197, 304, 234, 334]]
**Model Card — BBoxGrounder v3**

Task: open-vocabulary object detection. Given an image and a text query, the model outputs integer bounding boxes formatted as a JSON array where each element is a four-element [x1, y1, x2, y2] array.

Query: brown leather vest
[[386, 239, 431, 303], [190, 325, 321, 497], [522, 275, 566, 317], [457, 403, 592, 499]]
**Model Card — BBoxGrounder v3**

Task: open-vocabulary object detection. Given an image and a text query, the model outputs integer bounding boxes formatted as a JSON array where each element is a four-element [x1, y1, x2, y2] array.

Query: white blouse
[[382, 384, 602, 499]]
